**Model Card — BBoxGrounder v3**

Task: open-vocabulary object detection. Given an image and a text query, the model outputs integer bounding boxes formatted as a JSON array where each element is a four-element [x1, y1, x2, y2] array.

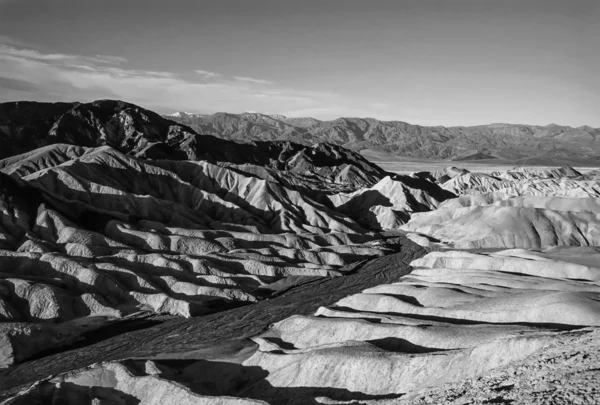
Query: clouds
[[0, 76, 39, 92], [0, 40, 327, 114], [0, 38, 405, 121], [194, 69, 221, 79], [234, 76, 273, 85], [195, 71, 274, 86], [0, 44, 128, 68]]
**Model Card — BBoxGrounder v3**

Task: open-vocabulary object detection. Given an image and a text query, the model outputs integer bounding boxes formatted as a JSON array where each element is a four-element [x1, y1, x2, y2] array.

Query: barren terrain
[[165, 112, 600, 164], [1, 100, 599, 404]]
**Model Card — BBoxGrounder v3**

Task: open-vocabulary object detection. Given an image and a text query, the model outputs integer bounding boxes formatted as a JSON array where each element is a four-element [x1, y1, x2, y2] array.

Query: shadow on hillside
[[7, 381, 142, 405], [331, 305, 588, 330], [0, 246, 426, 394], [337, 190, 410, 231], [141, 359, 405, 405], [26, 160, 369, 236]]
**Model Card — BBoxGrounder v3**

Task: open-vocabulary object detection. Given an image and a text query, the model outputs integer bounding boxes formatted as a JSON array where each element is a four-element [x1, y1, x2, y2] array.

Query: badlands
[[0, 100, 599, 404]]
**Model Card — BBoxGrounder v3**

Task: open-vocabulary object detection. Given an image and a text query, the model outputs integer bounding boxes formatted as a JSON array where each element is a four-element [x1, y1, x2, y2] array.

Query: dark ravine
[[0, 235, 427, 396]]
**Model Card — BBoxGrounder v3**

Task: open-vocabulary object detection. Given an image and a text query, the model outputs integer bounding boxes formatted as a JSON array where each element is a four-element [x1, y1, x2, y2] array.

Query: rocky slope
[[0, 146, 385, 367], [0, 100, 194, 160], [402, 165, 600, 248], [167, 111, 600, 161], [0, 101, 385, 189], [0, 109, 450, 370], [5, 247, 600, 404]]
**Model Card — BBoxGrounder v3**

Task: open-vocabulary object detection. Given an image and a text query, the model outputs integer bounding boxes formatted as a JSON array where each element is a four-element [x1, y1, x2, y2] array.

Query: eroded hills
[[1, 100, 600, 404], [0, 101, 453, 371]]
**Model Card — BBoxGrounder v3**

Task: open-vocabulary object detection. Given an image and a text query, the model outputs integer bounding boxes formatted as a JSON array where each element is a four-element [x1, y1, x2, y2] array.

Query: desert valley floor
[[0, 100, 600, 404]]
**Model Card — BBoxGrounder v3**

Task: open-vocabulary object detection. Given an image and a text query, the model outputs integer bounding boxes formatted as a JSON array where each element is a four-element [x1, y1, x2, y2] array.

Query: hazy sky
[[1, 0, 598, 126]]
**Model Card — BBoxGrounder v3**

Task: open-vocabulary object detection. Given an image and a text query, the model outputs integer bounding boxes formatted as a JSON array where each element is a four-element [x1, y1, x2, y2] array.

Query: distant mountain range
[[166, 111, 600, 162], [1, 99, 598, 164], [0, 100, 385, 190]]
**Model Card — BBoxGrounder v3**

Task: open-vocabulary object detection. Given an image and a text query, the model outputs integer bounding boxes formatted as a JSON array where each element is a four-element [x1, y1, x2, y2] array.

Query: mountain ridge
[[165, 110, 600, 161], [3, 99, 599, 163]]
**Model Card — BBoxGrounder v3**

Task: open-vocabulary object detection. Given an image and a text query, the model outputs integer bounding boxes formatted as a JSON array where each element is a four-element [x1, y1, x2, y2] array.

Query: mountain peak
[[167, 111, 205, 118]]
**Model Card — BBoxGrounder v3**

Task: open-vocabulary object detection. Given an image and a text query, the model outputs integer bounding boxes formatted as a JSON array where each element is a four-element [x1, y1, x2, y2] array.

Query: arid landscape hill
[[1, 99, 600, 404], [166, 111, 600, 162], [0, 99, 452, 373]]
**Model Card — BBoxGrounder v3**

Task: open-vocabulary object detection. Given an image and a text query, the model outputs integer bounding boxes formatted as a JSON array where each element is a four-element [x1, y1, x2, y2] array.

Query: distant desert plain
[[362, 149, 599, 175]]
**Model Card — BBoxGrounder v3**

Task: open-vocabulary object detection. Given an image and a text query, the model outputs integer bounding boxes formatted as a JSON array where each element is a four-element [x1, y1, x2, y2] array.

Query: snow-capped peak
[[168, 111, 204, 118]]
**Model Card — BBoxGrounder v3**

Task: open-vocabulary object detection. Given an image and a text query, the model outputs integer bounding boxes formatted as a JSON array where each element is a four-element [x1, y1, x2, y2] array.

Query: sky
[[0, 0, 598, 126]]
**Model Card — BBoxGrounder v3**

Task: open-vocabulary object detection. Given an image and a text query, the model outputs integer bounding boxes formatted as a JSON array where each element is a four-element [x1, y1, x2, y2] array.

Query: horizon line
[[2, 98, 597, 130]]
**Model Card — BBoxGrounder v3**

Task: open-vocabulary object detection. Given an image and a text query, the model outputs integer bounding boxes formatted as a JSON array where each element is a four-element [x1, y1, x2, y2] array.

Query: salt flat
[[380, 161, 598, 175], [362, 150, 600, 174]]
